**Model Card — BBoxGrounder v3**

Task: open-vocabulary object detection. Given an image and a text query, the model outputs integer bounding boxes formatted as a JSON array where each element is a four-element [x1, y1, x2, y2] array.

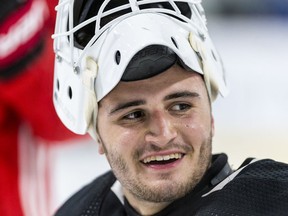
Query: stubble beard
[[104, 133, 212, 204]]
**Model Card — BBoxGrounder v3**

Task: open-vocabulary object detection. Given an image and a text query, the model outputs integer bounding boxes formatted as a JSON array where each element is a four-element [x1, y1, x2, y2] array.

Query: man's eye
[[123, 111, 144, 120], [170, 103, 191, 111]]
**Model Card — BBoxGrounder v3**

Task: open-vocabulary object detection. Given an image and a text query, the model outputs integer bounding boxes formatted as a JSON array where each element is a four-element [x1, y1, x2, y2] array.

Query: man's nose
[[144, 110, 177, 146]]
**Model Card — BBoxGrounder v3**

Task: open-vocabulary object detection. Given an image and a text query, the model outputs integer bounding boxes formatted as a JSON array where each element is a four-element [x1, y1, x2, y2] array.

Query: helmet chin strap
[[189, 32, 219, 102], [83, 56, 98, 140]]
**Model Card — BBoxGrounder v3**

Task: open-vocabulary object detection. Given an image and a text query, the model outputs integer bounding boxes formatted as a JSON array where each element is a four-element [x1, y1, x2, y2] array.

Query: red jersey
[[0, 0, 81, 215]]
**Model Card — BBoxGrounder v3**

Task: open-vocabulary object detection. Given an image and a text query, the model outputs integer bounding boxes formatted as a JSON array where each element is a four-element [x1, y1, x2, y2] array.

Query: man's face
[[97, 64, 214, 205]]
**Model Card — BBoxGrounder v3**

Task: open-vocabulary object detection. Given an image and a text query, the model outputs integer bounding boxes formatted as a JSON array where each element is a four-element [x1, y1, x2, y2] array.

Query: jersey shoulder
[[55, 171, 116, 216], [197, 159, 288, 216]]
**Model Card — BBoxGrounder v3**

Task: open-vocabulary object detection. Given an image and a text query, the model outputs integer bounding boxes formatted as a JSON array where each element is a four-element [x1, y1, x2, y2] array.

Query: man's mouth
[[142, 153, 184, 165]]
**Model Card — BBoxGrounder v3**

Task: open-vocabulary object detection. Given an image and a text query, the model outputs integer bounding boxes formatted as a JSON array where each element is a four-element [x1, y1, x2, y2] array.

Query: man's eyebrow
[[109, 100, 146, 115], [108, 91, 199, 115], [164, 91, 200, 101]]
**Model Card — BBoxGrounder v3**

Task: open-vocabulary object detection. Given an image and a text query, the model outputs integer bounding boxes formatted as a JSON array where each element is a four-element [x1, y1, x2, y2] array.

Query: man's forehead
[[99, 67, 206, 105]]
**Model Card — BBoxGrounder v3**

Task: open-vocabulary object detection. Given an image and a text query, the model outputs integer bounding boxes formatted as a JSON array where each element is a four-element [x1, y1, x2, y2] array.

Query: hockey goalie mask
[[52, 0, 228, 138]]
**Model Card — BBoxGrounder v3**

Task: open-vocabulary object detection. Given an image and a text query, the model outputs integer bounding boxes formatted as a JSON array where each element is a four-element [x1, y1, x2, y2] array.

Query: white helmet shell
[[52, 0, 228, 135]]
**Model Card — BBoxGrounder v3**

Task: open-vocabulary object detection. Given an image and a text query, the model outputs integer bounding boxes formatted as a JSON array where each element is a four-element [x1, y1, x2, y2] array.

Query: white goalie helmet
[[52, 0, 228, 139]]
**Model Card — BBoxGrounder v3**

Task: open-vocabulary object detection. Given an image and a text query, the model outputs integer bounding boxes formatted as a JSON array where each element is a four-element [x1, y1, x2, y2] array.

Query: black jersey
[[55, 154, 288, 216]]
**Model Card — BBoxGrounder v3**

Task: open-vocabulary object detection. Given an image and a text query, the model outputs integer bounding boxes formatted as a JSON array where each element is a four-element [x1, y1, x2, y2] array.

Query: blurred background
[[202, 0, 288, 168], [50, 0, 288, 213]]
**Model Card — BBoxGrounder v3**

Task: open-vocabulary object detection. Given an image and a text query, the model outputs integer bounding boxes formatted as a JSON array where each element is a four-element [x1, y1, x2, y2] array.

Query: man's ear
[[97, 136, 106, 155]]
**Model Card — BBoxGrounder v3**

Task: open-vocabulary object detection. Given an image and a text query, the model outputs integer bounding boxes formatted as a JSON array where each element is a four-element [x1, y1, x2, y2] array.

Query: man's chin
[[133, 179, 191, 203]]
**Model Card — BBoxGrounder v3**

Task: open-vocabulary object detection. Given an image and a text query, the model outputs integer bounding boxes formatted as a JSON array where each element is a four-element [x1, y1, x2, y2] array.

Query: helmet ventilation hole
[[171, 37, 178, 49], [56, 79, 60, 91], [115, 50, 121, 65], [68, 86, 73, 99]]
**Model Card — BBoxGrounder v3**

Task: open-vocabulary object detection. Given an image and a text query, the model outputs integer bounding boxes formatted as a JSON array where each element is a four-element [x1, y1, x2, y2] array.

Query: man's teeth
[[143, 153, 183, 164]]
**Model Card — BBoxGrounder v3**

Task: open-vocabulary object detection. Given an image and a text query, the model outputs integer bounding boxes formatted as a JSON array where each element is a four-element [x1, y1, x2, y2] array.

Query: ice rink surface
[[50, 16, 288, 212]]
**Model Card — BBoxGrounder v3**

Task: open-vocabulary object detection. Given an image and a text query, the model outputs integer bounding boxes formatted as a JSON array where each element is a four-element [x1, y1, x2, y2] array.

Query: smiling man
[[52, 0, 288, 215], [97, 64, 213, 215]]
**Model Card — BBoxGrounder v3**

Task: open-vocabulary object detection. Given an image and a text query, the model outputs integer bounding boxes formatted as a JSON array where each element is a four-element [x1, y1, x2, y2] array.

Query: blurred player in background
[[0, 0, 82, 215]]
